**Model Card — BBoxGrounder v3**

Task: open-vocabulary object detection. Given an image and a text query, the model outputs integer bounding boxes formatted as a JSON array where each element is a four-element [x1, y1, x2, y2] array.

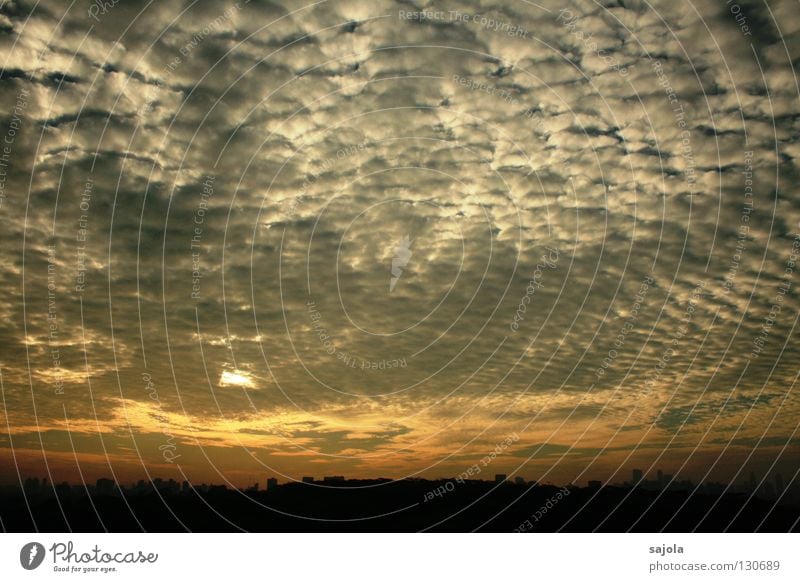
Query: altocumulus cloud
[[0, 0, 798, 487]]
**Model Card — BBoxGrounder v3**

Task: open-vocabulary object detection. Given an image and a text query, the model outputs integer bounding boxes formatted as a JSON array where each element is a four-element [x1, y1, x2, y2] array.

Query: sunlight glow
[[219, 369, 256, 389]]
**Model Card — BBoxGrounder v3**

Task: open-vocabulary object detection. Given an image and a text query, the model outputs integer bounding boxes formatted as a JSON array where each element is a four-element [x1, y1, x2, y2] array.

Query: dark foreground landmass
[[2, 479, 797, 532]]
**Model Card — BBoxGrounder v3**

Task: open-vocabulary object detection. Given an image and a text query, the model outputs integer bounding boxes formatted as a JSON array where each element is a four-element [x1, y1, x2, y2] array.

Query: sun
[[219, 369, 256, 389]]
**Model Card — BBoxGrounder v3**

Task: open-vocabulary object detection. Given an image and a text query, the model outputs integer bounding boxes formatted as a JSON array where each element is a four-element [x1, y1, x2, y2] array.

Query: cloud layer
[[0, 0, 799, 497]]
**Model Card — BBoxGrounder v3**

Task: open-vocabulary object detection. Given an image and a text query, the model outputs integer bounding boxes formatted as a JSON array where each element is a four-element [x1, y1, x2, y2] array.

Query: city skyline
[[9, 466, 796, 501]]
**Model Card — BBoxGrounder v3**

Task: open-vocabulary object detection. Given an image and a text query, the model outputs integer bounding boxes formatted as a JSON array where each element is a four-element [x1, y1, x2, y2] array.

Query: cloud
[[0, 0, 798, 488]]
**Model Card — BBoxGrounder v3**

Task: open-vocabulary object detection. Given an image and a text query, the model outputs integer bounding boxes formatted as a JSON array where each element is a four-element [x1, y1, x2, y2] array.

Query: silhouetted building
[[23, 477, 41, 496], [322, 476, 345, 483], [632, 469, 643, 483], [514, 476, 526, 486], [95, 478, 116, 496], [495, 474, 507, 483], [588, 480, 602, 488], [302, 476, 315, 484], [164, 479, 180, 494], [266, 477, 278, 490], [55, 481, 72, 498]]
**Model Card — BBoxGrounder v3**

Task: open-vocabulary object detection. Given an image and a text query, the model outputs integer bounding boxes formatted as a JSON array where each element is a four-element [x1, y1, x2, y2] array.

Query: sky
[[0, 0, 799, 491]]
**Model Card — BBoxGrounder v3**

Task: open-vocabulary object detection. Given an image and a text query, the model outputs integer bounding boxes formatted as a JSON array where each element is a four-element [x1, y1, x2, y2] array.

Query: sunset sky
[[0, 0, 799, 491]]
